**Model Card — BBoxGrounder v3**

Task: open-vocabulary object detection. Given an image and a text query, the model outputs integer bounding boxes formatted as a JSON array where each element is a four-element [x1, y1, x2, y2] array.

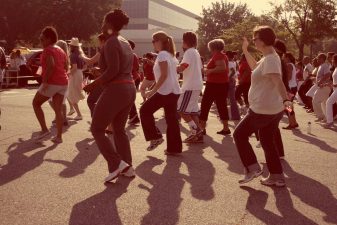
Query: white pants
[[326, 88, 337, 123], [312, 86, 331, 119]]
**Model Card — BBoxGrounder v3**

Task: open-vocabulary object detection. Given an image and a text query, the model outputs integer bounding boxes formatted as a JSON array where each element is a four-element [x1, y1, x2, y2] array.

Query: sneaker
[[185, 134, 204, 144], [121, 166, 136, 178], [104, 160, 130, 182], [34, 130, 51, 140], [128, 115, 140, 125], [183, 127, 203, 143], [239, 168, 263, 184], [260, 175, 286, 187], [51, 137, 63, 144], [147, 138, 164, 151], [323, 122, 334, 129]]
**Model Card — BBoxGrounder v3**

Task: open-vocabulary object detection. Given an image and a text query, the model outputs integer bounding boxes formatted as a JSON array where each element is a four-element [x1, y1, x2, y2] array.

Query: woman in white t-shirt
[[324, 54, 337, 128], [139, 31, 182, 155], [233, 26, 291, 187], [282, 52, 299, 129]]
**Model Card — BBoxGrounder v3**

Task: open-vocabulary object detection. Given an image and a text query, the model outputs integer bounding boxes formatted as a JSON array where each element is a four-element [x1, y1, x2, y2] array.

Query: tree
[[197, 0, 252, 57], [0, 0, 113, 50], [221, 15, 296, 56], [270, 0, 337, 60]]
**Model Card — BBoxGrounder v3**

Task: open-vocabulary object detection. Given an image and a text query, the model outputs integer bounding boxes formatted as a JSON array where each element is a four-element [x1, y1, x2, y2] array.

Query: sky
[[166, 0, 279, 16]]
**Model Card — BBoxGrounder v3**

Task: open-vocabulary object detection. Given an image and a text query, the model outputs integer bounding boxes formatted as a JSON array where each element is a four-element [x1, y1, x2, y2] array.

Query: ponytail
[[152, 31, 176, 56], [166, 36, 176, 57]]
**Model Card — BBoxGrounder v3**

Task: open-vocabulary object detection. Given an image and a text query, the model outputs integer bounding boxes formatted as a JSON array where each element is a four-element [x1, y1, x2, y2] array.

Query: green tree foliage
[[270, 0, 337, 60], [0, 0, 113, 50], [197, 0, 252, 57]]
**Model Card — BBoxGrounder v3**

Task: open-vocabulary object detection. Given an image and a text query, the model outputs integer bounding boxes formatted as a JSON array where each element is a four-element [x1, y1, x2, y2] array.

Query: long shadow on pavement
[[136, 156, 184, 225], [291, 130, 337, 153], [240, 186, 318, 225], [0, 137, 58, 186], [45, 138, 99, 178], [68, 178, 133, 225], [282, 160, 337, 224]]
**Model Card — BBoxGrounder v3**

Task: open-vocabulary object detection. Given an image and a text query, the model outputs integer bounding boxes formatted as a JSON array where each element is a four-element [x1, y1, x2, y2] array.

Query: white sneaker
[[239, 168, 263, 184], [121, 166, 136, 178], [104, 160, 130, 182]]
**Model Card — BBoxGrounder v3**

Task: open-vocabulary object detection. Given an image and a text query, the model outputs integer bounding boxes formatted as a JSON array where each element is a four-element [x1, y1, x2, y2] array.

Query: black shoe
[[282, 124, 299, 130], [164, 150, 181, 156], [217, 129, 231, 136]]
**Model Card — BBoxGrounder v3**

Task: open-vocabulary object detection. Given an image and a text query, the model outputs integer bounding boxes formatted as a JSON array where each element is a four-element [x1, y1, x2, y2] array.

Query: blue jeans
[[228, 79, 241, 120]]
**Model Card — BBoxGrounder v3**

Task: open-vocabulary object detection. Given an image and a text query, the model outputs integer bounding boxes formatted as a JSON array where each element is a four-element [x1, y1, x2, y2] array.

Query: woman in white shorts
[[32, 26, 69, 143]]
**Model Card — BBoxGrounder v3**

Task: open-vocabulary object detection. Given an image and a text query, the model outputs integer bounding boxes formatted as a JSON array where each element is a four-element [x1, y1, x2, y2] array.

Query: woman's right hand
[[242, 37, 249, 52]]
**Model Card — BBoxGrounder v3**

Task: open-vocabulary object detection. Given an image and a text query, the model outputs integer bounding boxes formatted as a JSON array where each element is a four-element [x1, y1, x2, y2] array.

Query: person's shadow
[[136, 156, 185, 225], [45, 138, 99, 178], [68, 178, 133, 225], [241, 186, 318, 225], [0, 136, 57, 186], [292, 130, 337, 153], [282, 160, 337, 224]]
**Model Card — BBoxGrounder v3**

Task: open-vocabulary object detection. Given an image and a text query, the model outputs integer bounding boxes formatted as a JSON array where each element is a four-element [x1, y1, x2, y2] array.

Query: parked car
[[24, 49, 43, 85]]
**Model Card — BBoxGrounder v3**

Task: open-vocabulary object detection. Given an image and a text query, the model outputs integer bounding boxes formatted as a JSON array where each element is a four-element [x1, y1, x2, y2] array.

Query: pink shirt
[[41, 46, 68, 85]]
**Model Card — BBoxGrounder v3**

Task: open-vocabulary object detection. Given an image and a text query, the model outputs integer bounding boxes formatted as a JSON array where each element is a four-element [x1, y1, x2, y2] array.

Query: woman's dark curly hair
[[104, 9, 129, 32]]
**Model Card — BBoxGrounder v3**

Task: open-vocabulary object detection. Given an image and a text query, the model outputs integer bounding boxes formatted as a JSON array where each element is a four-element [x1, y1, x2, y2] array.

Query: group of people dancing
[[31, 9, 336, 187]]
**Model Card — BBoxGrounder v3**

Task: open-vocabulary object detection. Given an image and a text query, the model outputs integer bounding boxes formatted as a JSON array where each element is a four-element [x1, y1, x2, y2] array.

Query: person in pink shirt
[[32, 26, 69, 143]]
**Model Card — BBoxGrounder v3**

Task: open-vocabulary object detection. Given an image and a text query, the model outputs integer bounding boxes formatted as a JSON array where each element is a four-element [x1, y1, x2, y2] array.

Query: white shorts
[[38, 84, 68, 99], [177, 90, 200, 115]]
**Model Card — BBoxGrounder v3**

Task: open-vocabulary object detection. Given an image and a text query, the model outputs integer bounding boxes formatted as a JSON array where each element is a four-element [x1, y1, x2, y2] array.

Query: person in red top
[[32, 26, 69, 143], [199, 39, 231, 135], [235, 54, 252, 108], [140, 52, 156, 102], [128, 40, 140, 125]]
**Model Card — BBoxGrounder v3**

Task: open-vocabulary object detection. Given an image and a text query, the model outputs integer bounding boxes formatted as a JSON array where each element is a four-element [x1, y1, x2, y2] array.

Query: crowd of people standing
[[30, 9, 337, 186]]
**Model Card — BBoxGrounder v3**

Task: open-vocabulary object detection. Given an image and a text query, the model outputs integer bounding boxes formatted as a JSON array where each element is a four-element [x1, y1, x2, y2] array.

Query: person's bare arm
[[147, 61, 168, 97], [242, 37, 257, 70], [83, 53, 101, 66], [270, 73, 289, 102], [206, 60, 226, 75]]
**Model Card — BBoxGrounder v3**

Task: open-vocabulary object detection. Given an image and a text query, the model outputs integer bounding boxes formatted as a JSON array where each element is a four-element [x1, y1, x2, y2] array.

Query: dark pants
[[87, 86, 104, 117], [140, 93, 182, 153], [298, 79, 313, 109], [91, 83, 136, 172], [233, 109, 284, 174], [235, 82, 250, 106], [228, 79, 241, 120], [200, 82, 229, 121], [129, 83, 139, 119]]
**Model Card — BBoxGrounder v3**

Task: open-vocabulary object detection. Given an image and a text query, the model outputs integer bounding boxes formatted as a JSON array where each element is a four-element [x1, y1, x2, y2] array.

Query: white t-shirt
[[228, 61, 237, 79], [248, 52, 284, 115], [153, 51, 181, 95], [303, 63, 314, 80], [181, 48, 203, 91], [316, 62, 330, 83], [288, 63, 297, 88]]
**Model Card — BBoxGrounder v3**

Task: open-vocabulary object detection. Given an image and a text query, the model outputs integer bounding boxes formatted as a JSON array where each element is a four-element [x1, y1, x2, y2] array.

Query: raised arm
[[242, 37, 257, 70]]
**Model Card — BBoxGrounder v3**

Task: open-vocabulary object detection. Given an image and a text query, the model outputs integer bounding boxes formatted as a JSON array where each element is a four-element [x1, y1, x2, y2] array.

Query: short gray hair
[[208, 39, 225, 52]]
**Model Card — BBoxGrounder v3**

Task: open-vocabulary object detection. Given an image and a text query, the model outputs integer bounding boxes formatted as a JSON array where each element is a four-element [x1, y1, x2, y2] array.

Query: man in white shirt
[[177, 32, 204, 143]]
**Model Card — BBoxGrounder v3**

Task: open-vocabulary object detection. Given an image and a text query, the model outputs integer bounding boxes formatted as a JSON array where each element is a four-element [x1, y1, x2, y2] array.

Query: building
[[120, 0, 200, 56]]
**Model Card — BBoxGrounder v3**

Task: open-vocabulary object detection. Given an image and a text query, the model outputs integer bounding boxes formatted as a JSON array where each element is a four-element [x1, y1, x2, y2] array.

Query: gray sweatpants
[[91, 82, 136, 173]]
